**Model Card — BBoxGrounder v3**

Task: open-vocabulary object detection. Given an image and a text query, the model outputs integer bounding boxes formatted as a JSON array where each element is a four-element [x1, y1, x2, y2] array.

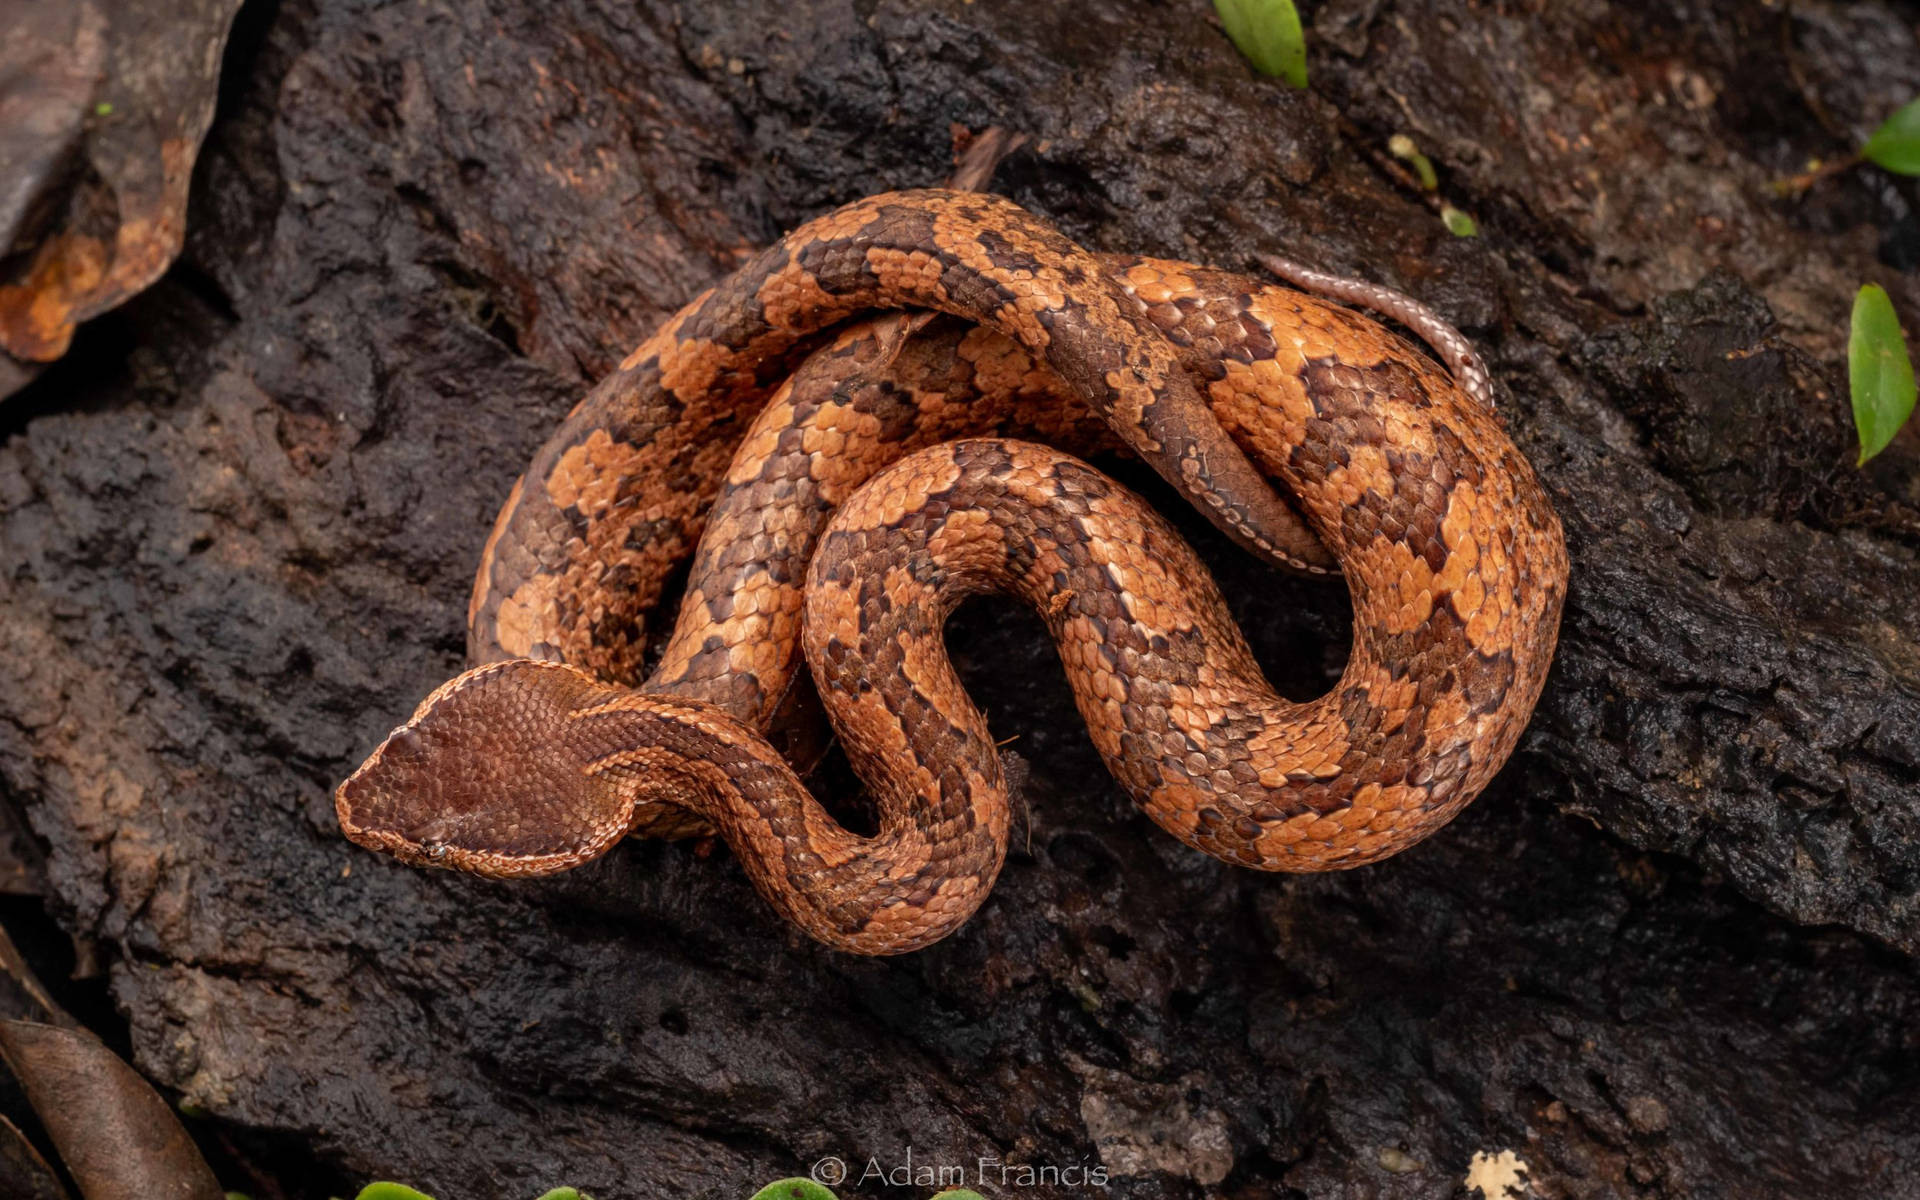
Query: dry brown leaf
[[0, 0, 244, 387], [0, 1019, 222, 1200]]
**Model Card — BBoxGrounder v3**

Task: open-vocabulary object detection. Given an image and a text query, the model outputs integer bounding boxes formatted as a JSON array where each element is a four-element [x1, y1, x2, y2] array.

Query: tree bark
[[2, 1, 1918, 1196]]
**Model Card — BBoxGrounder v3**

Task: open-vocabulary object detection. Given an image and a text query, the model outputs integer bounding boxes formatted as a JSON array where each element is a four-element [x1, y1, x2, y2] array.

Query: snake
[[334, 189, 1568, 954]]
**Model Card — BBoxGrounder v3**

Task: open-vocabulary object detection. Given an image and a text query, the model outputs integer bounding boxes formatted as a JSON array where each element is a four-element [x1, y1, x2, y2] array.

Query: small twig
[[946, 124, 1028, 192], [1769, 154, 1860, 196]]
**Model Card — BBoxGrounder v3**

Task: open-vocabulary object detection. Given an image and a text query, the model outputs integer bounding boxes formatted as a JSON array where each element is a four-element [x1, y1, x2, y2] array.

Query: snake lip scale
[[335, 188, 1569, 955]]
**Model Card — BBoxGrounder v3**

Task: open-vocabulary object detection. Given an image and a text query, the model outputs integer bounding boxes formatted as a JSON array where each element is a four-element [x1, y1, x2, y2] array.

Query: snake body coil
[[336, 190, 1568, 954]]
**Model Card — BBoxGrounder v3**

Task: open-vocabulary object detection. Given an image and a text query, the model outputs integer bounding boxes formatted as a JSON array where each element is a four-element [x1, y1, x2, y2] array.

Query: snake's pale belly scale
[[335, 189, 1568, 954]]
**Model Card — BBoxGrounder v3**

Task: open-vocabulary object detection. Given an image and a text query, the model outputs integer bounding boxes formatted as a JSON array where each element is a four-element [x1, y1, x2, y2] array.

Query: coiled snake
[[335, 189, 1567, 954]]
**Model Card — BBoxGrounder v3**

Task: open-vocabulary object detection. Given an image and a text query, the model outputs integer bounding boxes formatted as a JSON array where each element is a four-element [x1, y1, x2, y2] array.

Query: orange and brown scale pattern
[[337, 189, 1568, 954], [467, 190, 1329, 687]]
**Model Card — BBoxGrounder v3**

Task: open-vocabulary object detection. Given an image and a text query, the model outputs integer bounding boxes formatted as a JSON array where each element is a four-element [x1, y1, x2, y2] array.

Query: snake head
[[334, 659, 645, 877]]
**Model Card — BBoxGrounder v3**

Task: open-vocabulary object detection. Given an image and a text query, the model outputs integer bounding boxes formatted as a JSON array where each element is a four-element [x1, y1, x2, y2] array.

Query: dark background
[[3, 0, 1920, 1196]]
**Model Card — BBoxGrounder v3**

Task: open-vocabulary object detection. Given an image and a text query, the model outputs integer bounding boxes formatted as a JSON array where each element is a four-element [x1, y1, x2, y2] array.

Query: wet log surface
[[3, 0, 1920, 1196]]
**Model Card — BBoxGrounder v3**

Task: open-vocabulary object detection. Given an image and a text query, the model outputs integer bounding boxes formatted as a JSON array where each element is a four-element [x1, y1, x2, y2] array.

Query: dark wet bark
[[2, 1, 1918, 1196]]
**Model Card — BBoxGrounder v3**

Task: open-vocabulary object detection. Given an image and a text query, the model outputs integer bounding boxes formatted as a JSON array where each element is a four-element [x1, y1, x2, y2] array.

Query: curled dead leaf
[[0, 0, 245, 390]]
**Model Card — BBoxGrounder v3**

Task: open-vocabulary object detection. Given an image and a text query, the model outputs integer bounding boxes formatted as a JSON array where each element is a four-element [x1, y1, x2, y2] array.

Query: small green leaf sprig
[[1848, 100, 1920, 464], [1214, 0, 1307, 88], [1767, 97, 1919, 465], [1774, 96, 1920, 193]]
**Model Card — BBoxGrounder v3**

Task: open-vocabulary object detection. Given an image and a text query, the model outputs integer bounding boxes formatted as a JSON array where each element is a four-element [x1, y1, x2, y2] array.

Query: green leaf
[[1213, 0, 1307, 88], [355, 1186, 437, 1200], [747, 1180, 838, 1200], [1850, 283, 1917, 465], [1862, 96, 1920, 176], [1440, 205, 1478, 238], [534, 1190, 592, 1200], [930, 1192, 989, 1200]]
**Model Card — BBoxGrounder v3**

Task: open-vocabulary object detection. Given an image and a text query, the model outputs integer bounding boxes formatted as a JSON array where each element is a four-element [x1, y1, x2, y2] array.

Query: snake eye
[[424, 840, 450, 861]]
